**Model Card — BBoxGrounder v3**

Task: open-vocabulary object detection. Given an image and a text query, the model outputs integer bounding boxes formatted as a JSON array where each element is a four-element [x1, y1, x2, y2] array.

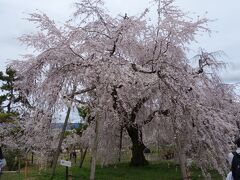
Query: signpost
[[60, 160, 71, 167], [60, 160, 71, 180]]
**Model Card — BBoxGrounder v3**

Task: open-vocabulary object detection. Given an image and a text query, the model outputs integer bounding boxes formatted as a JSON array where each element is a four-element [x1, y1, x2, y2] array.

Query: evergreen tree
[[0, 67, 19, 124], [0, 67, 17, 113]]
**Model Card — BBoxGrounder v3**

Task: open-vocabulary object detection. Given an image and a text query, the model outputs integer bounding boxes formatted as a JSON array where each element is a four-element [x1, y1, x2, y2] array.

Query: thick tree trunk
[[111, 87, 149, 166], [126, 125, 148, 166]]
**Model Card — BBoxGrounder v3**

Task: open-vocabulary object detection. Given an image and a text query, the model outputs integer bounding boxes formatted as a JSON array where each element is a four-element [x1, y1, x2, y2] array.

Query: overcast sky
[[1, 0, 240, 84]]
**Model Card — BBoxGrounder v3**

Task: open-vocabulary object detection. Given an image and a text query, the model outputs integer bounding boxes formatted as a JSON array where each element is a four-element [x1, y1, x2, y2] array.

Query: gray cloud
[[0, 0, 240, 84], [220, 62, 240, 83], [222, 71, 240, 83]]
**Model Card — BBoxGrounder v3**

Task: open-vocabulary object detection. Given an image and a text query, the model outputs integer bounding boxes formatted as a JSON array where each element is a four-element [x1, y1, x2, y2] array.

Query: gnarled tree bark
[[126, 125, 148, 166]]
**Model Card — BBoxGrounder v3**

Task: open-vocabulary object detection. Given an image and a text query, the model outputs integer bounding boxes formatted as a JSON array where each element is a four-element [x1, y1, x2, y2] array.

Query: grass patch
[[0, 160, 222, 180], [0, 152, 222, 179]]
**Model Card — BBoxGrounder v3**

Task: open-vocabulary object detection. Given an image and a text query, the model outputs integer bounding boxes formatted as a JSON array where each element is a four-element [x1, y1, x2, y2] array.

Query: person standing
[[227, 138, 240, 180], [0, 147, 6, 175]]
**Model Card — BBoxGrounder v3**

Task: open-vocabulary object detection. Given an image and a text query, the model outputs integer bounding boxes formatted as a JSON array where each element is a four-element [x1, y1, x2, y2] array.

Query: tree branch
[[144, 109, 170, 125], [111, 85, 128, 120], [74, 98, 88, 104], [74, 86, 96, 96], [131, 63, 156, 74], [69, 46, 85, 60], [130, 96, 149, 122], [144, 110, 160, 125], [110, 31, 122, 57]]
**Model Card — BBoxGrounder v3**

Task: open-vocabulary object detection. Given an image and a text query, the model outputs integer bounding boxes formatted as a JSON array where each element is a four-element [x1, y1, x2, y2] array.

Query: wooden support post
[[24, 159, 28, 180], [31, 152, 34, 165], [66, 166, 68, 180]]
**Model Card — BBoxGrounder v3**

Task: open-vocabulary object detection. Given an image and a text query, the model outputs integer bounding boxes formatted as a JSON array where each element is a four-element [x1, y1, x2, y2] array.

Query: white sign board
[[60, 160, 71, 167]]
